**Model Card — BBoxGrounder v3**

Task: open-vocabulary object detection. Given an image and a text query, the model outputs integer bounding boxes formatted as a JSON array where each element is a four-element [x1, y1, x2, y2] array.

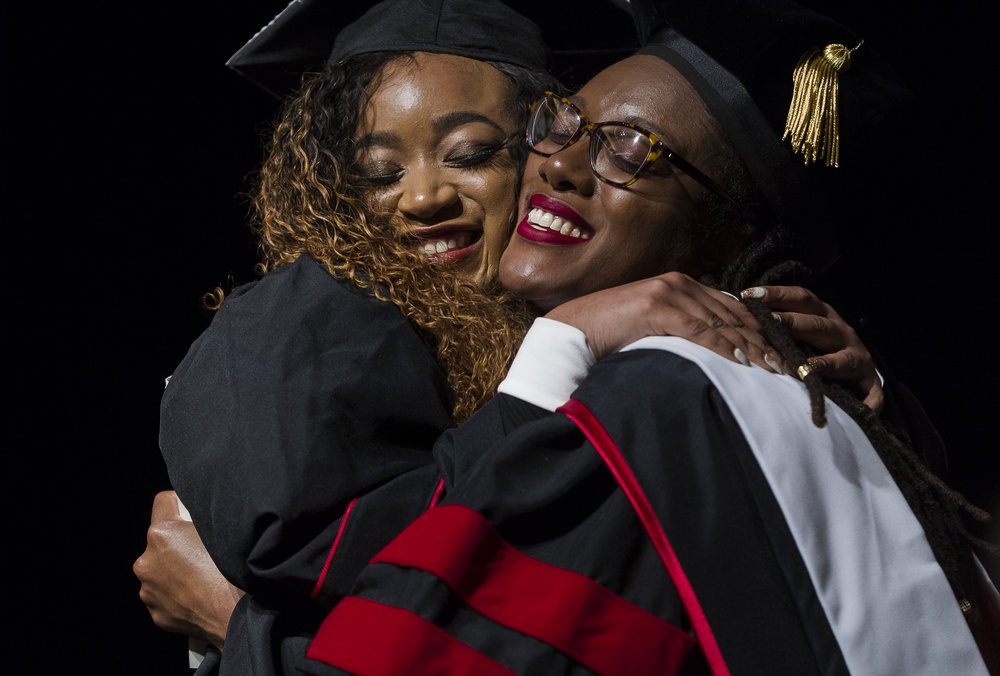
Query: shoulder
[[164, 254, 443, 401], [192, 254, 432, 359], [568, 338, 823, 458], [217, 255, 403, 328], [574, 338, 810, 424], [572, 342, 726, 423]]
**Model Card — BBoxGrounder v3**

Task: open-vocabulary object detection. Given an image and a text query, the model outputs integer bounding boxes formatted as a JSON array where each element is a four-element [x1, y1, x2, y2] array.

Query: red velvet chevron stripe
[[369, 503, 702, 676], [307, 594, 516, 676]]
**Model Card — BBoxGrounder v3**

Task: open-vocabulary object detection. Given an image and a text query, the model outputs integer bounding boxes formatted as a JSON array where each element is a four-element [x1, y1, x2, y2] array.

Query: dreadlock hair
[[223, 51, 557, 423], [702, 133, 999, 663]]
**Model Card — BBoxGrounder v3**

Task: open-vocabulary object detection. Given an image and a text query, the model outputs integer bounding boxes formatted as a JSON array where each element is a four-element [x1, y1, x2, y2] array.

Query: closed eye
[[444, 141, 508, 168], [355, 162, 404, 187]]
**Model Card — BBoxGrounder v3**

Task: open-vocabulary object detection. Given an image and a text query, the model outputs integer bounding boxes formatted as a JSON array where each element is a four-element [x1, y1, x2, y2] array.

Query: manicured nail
[[740, 287, 765, 300], [733, 348, 750, 366], [771, 312, 782, 324], [764, 353, 783, 374]]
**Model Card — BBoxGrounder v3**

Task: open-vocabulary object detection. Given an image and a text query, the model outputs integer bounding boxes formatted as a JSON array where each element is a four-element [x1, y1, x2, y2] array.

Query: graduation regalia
[[157, 0, 551, 669], [302, 339, 993, 675], [160, 255, 452, 611]]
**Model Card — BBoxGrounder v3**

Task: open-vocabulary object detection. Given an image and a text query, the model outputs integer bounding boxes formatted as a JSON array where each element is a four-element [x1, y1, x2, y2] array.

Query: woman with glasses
[[136, 1, 906, 672], [299, 3, 997, 674]]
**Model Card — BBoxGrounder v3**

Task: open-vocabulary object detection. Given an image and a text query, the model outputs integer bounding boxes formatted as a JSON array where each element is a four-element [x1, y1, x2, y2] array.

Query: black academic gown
[[159, 255, 456, 669], [301, 338, 994, 676]]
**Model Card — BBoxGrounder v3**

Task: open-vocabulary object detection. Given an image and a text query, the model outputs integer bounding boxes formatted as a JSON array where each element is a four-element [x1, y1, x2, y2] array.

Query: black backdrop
[[6, 2, 998, 673]]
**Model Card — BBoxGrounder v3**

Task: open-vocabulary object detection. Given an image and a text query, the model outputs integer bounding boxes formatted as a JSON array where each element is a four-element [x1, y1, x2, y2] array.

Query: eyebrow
[[354, 111, 507, 151], [355, 130, 400, 150], [625, 115, 679, 147], [568, 94, 681, 148], [431, 111, 506, 135]]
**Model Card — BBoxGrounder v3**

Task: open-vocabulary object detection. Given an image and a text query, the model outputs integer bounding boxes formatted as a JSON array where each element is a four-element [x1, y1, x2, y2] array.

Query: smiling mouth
[[525, 207, 592, 240], [410, 228, 482, 261]]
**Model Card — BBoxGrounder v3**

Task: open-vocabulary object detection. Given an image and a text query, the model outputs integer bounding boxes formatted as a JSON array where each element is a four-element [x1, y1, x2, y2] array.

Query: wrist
[[208, 586, 245, 652]]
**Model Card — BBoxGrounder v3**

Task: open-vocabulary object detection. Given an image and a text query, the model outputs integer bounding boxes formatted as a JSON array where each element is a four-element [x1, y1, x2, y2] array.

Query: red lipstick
[[515, 194, 594, 246], [529, 194, 594, 230]]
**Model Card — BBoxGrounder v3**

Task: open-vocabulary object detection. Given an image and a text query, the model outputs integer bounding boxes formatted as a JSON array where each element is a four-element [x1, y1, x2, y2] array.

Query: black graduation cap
[[226, 0, 548, 99], [629, 0, 913, 267]]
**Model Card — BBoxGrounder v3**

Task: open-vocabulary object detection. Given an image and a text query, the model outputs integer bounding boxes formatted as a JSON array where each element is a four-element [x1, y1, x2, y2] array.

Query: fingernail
[[764, 353, 783, 374], [733, 348, 750, 366], [740, 287, 765, 300], [771, 312, 782, 324]]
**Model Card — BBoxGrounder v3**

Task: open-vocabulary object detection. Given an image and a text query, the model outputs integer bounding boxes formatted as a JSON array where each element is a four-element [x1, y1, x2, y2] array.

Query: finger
[[863, 381, 885, 414], [133, 551, 151, 583], [712, 311, 782, 373], [649, 300, 779, 371], [706, 288, 762, 331], [806, 352, 867, 381], [694, 288, 791, 373], [773, 312, 849, 353], [729, 321, 785, 373], [649, 272, 761, 332], [812, 353, 883, 412], [658, 312, 752, 367], [669, 312, 787, 374], [151, 490, 181, 522], [138, 581, 157, 608], [724, 322, 780, 372], [742, 285, 829, 316], [652, 281, 780, 372]]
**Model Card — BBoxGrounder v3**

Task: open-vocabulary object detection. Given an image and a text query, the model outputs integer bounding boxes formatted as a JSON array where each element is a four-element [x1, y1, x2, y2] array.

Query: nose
[[536, 138, 596, 196], [396, 164, 461, 223]]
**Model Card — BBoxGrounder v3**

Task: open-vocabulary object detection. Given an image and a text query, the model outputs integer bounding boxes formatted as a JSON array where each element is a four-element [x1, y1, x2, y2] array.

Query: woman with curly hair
[[154, 0, 559, 659]]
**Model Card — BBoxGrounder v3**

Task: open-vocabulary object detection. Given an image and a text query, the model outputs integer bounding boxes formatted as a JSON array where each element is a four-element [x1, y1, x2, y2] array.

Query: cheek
[[477, 171, 518, 254], [367, 188, 399, 220], [601, 201, 665, 265]]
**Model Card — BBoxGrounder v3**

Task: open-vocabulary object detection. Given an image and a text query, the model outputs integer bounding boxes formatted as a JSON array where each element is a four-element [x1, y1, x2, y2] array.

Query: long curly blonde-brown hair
[[238, 52, 552, 422]]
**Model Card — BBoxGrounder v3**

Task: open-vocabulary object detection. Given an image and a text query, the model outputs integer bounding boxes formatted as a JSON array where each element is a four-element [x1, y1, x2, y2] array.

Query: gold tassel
[[783, 41, 863, 167]]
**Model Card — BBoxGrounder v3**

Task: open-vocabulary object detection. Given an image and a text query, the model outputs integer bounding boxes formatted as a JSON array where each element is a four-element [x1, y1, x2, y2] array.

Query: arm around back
[[159, 255, 453, 607]]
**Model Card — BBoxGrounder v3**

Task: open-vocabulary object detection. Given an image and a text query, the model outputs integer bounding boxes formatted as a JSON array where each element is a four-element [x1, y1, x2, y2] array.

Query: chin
[[499, 270, 562, 311], [499, 250, 567, 310]]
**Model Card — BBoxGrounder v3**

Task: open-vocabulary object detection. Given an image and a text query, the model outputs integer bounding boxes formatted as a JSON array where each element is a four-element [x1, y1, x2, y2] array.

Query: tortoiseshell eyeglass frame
[[527, 92, 739, 208]]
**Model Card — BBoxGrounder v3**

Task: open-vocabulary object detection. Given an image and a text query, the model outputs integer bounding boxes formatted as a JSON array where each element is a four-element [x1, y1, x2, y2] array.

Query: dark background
[[5, 1, 997, 673]]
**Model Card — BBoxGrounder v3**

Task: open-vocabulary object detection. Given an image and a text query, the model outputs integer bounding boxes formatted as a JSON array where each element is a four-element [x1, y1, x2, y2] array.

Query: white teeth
[[417, 231, 476, 257], [527, 207, 590, 240]]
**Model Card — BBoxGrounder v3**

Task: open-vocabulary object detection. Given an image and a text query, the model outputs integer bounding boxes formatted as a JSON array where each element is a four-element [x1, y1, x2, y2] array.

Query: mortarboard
[[226, 0, 640, 99], [226, 0, 548, 99]]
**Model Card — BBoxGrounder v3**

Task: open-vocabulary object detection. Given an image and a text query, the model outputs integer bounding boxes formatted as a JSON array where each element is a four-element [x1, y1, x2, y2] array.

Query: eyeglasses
[[526, 92, 737, 205]]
